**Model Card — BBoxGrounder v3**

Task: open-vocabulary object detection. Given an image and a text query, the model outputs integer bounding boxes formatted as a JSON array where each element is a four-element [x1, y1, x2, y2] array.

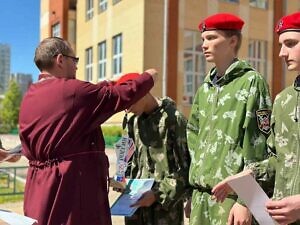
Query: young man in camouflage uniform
[[187, 13, 272, 225], [116, 73, 191, 225], [212, 12, 300, 225]]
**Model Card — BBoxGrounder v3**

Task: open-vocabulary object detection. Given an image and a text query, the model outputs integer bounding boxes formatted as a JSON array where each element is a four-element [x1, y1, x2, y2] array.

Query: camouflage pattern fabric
[[125, 97, 190, 225], [187, 60, 272, 225], [248, 85, 300, 225]]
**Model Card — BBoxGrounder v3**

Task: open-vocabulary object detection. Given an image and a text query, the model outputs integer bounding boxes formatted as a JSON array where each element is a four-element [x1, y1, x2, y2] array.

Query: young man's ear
[[230, 36, 238, 48]]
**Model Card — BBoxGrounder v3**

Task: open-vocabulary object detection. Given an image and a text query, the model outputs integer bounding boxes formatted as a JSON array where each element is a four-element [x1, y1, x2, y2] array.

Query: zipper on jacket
[[290, 115, 300, 195]]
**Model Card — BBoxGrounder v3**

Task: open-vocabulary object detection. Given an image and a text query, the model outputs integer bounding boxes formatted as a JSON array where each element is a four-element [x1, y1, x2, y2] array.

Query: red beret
[[275, 12, 300, 34], [116, 73, 140, 85], [198, 13, 244, 33]]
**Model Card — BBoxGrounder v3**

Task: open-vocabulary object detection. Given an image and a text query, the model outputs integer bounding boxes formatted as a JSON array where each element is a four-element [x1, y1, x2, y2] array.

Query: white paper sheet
[[110, 178, 155, 217], [0, 209, 37, 225], [227, 174, 278, 225]]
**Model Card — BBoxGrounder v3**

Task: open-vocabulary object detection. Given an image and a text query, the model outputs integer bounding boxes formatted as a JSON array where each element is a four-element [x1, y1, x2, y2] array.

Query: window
[[113, 0, 121, 5], [86, 0, 94, 20], [112, 34, 122, 76], [98, 41, 106, 80], [85, 47, 93, 81], [52, 23, 60, 37], [220, 0, 239, 3], [183, 30, 206, 105], [248, 39, 268, 78], [99, 0, 107, 12], [250, 0, 268, 9]]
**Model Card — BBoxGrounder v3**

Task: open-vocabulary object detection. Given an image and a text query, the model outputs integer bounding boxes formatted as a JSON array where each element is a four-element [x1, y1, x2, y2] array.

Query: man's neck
[[144, 95, 160, 115], [215, 57, 237, 77]]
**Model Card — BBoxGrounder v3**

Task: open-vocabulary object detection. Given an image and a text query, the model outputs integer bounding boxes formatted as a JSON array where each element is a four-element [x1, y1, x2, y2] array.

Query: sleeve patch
[[256, 109, 271, 134]]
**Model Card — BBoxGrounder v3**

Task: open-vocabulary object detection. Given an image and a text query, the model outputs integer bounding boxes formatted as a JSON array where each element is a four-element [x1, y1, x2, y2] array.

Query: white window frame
[[85, 47, 93, 81], [113, 0, 121, 5], [220, 0, 239, 3], [98, 41, 106, 80], [250, 0, 268, 9], [98, 0, 107, 12], [112, 34, 122, 76], [86, 0, 94, 20], [52, 23, 60, 37], [183, 30, 206, 105], [248, 39, 268, 78]]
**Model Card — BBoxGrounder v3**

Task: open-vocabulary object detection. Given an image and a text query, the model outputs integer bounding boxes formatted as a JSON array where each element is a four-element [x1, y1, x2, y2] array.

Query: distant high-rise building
[[10, 73, 33, 97], [0, 44, 11, 95]]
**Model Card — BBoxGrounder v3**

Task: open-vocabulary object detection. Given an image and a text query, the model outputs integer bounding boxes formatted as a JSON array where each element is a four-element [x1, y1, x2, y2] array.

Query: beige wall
[[40, 0, 50, 40], [76, 0, 146, 82], [76, 0, 149, 124]]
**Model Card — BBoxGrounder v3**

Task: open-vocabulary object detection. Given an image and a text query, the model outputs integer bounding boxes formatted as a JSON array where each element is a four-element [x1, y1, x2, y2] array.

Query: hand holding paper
[[266, 195, 300, 225], [212, 170, 278, 225], [212, 169, 253, 203], [130, 190, 156, 208], [111, 179, 155, 217]]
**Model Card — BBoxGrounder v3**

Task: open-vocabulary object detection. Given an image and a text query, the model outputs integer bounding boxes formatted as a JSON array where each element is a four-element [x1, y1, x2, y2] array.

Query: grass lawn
[[0, 172, 25, 204]]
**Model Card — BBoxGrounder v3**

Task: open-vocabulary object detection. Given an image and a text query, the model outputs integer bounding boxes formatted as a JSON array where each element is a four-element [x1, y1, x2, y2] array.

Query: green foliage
[[0, 175, 25, 203], [101, 125, 123, 137], [0, 80, 22, 133], [101, 125, 123, 147]]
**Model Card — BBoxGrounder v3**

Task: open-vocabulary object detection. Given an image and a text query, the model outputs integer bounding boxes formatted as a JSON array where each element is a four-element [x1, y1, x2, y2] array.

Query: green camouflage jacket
[[187, 59, 272, 197], [249, 85, 300, 202], [126, 97, 191, 209]]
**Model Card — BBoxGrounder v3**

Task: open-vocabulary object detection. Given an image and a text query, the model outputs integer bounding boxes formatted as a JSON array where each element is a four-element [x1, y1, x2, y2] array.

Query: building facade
[[10, 73, 33, 97], [40, 0, 300, 123], [0, 44, 11, 95]]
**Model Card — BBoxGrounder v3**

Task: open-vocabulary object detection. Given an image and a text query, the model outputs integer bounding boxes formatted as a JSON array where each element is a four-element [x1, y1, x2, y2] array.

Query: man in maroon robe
[[19, 37, 157, 225]]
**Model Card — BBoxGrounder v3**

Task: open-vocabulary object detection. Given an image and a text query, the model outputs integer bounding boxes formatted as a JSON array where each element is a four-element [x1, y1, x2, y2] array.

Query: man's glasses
[[62, 54, 79, 65], [54, 54, 79, 65]]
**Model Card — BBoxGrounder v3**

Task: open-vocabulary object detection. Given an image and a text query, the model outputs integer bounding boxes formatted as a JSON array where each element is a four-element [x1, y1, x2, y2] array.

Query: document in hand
[[0, 209, 37, 225], [110, 178, 155, 217], [0, 144, 22, 162], [227, 173, 278, 225]]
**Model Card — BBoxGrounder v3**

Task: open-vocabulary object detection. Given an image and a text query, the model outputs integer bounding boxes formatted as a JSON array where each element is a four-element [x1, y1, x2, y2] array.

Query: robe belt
[[29, 151, 106, 169]]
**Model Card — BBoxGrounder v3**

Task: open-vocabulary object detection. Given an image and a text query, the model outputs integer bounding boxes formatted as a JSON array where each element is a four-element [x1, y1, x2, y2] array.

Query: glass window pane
[[183, 30, 206, 105]]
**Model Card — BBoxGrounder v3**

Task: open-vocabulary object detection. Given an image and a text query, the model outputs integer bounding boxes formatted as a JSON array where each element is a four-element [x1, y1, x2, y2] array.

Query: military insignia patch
[[256, 109, 271, 134], [201, 22, 206, 32], [277, 20, 283, 32]]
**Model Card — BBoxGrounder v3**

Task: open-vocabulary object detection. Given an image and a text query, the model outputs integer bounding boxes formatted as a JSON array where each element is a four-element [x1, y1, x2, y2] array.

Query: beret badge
[[276, 20, 283, 32], [201, 22, 206, 32]]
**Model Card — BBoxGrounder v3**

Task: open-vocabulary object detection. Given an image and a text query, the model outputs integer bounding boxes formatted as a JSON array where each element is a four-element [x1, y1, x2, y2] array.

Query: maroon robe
[[19, 73, 153, 225]]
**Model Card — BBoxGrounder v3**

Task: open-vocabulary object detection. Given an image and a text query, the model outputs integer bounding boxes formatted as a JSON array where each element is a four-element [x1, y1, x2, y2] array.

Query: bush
[[0, 124, 11, 134], [101, 125, 123, 148], [101, 125, 123, 137]]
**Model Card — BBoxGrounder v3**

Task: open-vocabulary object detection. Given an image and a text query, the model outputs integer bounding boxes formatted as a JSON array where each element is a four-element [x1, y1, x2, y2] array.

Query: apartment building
[[10, 73, 33, 97], [40, 0, 300, 123], [0, 44, 11, 95]]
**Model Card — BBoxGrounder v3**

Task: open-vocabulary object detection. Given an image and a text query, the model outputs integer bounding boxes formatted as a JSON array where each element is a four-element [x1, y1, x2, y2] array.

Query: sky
[[0, 0, 40, 81]]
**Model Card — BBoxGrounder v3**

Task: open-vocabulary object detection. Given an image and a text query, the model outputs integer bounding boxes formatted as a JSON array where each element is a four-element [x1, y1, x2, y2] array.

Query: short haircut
[[222, 30, 242, 53], [34, 37, 73, 71]]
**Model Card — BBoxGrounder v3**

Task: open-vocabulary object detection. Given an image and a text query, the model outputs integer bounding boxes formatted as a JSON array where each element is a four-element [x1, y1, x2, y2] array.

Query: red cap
[[275, 12, 300, 34], [198, 13, 244, 33], [116, 73, 140, 85]]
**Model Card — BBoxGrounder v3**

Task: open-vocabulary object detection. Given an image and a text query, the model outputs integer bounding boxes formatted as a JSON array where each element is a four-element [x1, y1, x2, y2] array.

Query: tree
[[0, 80, 22, 133]]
